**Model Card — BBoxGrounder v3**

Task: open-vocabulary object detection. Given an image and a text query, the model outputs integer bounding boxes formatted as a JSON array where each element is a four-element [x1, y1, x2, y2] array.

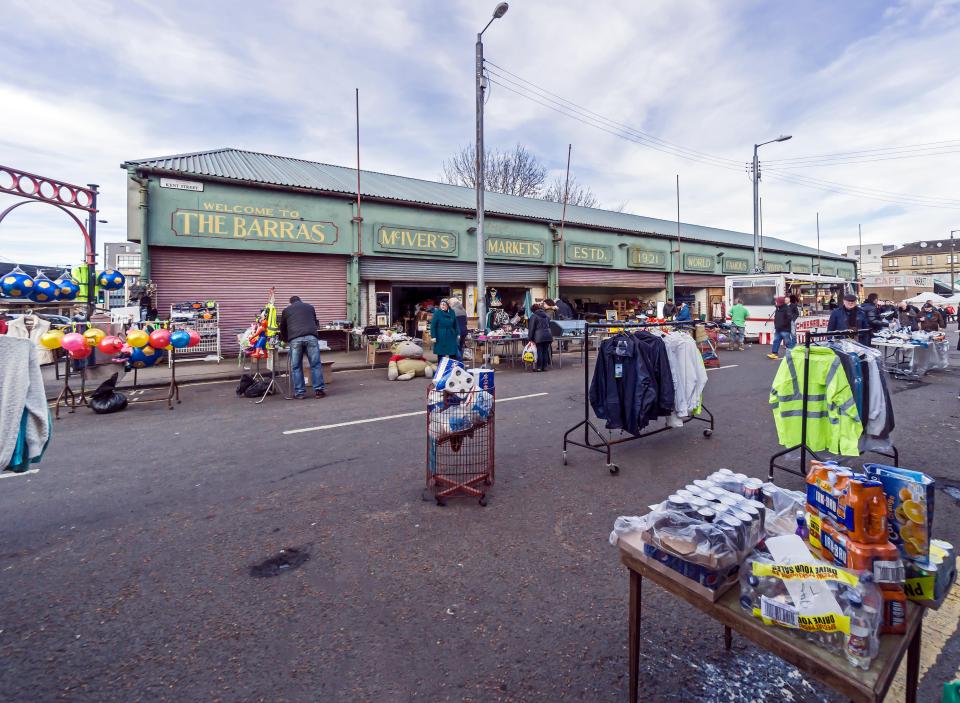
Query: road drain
[[250, 547, 310, 577]]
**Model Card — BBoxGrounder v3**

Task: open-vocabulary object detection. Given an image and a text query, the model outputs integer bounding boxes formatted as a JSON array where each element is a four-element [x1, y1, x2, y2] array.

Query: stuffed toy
[[387, 340, 437, 381]]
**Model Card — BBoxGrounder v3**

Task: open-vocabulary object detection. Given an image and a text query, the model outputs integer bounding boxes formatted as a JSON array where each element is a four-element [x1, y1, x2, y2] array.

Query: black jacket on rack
[[589, 334, 657, 436], [634, 331, 675, 422]]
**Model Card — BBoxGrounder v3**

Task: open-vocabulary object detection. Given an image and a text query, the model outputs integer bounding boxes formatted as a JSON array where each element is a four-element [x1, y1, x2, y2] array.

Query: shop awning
[[359, 257, 547, 283], [559, 268, 665, 289], [675, 273, 725, 287]]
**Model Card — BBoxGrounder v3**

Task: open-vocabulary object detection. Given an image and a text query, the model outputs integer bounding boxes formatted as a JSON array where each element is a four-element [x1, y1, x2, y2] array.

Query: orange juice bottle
[[844, 479, 888, 545]]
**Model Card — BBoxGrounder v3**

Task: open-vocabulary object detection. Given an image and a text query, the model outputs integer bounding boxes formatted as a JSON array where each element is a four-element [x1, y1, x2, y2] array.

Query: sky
[[1, 0, 959, 267]]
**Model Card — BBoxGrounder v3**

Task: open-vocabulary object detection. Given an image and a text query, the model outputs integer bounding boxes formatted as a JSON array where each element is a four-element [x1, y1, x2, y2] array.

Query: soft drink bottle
[[844, 592, 873, 671]]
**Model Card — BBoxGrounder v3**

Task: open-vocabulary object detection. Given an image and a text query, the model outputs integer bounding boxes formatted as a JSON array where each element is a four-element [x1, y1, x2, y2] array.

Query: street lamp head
[[493, 2, 509, 18], [776, 134, 793, 142]]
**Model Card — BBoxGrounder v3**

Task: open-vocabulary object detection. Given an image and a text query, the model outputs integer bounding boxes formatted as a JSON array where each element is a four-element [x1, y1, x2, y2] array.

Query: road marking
[[707, 365, 738, 371], [888, 557, 960, 698], [283, 392, 549, 435], [0, 469, 40, 479]]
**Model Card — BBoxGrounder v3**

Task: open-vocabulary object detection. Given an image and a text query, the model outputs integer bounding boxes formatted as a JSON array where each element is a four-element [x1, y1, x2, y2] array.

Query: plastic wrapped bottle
[[844, 592, 873, 670]]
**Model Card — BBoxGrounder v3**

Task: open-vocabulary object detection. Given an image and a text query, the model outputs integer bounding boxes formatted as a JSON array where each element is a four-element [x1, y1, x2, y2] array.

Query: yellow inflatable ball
[[39, 329, 65, 350], [83, 328, 106, 347], [126, 329, 150, 348]]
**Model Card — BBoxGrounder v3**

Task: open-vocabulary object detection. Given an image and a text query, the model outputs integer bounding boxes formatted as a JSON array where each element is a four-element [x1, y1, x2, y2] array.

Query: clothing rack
[[768, 329, 899, 481], [562, 320, 715, 474]]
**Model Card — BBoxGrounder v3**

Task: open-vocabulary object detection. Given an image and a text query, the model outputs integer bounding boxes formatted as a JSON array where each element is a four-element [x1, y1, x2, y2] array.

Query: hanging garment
[[633, 331, 675, 422], [6, 315, 54, 365], [661, 331, 708, 418], [589, 334, 657, 435], [0, 337, 51, 470], [769, 346, 862, 456]]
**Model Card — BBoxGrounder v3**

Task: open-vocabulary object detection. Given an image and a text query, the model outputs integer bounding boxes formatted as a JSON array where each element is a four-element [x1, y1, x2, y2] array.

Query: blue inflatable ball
[[29, 273, 57, 303], [169, 329, 191, 349], [97, 269, 126, 290], [1, 266, 33, 299], [129, 345, 164, 369], [55, 276, 81, 301]]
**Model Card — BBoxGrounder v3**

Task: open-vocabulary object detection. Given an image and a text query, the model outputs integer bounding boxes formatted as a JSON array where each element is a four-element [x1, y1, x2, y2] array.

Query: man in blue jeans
[[280, 295, 326, 399], [767, 296, 795, 359]]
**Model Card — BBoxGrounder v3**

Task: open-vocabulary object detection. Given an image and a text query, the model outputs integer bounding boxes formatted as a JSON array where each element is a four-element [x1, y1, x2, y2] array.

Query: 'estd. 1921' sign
[[566, 242, 613, 265]]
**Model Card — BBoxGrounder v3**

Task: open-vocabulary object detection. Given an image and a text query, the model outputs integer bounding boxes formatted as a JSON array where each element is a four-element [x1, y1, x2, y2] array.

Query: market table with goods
[[610, 467, 955, 703]]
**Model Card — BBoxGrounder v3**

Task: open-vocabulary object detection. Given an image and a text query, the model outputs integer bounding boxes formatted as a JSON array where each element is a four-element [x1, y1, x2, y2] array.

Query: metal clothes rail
[[768, 329, 899, 481], [562, 321, 715, 474]]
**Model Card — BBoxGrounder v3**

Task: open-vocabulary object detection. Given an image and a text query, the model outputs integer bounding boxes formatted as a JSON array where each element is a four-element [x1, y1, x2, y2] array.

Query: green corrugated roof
[[123, 148, 846, 261]]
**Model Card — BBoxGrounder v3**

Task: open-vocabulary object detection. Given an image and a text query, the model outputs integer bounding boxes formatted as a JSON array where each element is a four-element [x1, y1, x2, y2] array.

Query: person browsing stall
[[447, 296, 468, 354], [527, 303, 554, 372], [827, 294, 870, 344], [430, 299, 460, 362], [280, 295, 326, 399], [728, 298, 749, 351], [919, 302, 944, 331], [673, 302, 691, 322]]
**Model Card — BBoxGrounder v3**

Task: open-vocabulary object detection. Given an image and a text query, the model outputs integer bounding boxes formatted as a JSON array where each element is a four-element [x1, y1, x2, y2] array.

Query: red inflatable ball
[[68, 345, 93, 360], [97, 335, 124, 355], [148, 329, 172, 350], [61, 332, 87, 353], [186, 329, 201, 347]]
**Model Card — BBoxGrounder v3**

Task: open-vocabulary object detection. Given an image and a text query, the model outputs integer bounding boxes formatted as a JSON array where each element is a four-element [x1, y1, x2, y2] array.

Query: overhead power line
[[484, 58, 960, 210]]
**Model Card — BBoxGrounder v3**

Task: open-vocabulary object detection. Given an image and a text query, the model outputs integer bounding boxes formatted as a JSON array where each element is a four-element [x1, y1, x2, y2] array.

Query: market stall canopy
[[904, 291, 950, 305]]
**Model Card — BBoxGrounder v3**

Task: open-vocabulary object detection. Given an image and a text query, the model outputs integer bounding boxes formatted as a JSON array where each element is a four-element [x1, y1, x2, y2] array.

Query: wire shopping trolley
[[425, 385, 495, 506]]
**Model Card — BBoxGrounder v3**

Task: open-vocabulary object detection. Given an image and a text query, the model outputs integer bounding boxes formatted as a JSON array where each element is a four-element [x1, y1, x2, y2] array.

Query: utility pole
[[816, 212, 821, 275], [751, 134, 792, 272], [951, 229, 959, 294], [858, 224, 862, 283]]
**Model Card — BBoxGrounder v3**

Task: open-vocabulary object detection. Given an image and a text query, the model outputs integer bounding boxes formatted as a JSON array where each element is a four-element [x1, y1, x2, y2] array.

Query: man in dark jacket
[[527, 304, 554, 371], [860, 293, 886, 338], [827, 294, 870, 344], [280, 296, 325, 398], [556, 297, 575, 320], [768, 296, 795, 359], [661, 298, 676, 318]]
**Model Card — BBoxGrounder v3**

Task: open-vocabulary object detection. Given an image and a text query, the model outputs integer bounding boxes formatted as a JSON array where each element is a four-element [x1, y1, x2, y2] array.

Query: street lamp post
[[475, 2, 509, 338], [752, 135, 792, 272]]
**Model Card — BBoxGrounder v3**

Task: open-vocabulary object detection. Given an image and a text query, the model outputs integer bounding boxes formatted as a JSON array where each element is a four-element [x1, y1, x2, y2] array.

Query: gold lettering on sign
[[174, 208, 333, 245]]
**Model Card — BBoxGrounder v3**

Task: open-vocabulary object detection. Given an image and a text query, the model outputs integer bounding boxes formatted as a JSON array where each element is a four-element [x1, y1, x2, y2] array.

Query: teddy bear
[[387, 339, 437, 381]]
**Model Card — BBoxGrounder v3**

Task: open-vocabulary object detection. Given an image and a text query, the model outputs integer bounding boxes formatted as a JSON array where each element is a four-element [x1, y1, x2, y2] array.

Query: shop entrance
[[392, 284, 451, 336]]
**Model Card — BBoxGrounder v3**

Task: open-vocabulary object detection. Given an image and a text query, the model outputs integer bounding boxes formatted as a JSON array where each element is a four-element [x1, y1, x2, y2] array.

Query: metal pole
[[858, 224, 862, 291], [475, 33, 487, 338], [752, 144, 760, 272], [759, 196, 764, 268], [87, 184, 99, 320], [950, 230, 958, 294], [355, 88, 362, 254], [559, 144, 571, 242], [676, 173, 682, 281]]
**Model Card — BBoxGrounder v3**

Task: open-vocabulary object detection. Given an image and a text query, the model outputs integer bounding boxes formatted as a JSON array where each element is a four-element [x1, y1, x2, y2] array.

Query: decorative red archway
[[0, 164, 99, 312]]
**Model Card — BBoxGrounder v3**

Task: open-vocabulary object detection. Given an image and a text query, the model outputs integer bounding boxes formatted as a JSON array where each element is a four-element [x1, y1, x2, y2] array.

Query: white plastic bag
[[522, 341, 537, 363]]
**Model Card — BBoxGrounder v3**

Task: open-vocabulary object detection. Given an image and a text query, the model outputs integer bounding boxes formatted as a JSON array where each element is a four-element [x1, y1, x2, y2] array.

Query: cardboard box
[[863, 464, 935, 565]]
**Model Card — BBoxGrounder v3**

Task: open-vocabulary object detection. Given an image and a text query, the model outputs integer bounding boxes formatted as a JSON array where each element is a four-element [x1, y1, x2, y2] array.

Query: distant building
[[881, 238, 960, 292], [101, 242, 141, 308], [843, 243, 897, 277]]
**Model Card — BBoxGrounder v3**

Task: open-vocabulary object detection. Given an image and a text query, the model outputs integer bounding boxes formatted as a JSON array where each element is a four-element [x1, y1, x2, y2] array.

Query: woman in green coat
[[430, 299, 461, 360]]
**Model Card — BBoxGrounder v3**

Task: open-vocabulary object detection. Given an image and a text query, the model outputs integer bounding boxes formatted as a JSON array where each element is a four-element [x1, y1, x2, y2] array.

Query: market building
[[121, 148, 855, 349]]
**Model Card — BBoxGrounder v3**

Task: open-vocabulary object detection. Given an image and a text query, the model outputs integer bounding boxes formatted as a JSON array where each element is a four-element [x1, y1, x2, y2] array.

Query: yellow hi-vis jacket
[[769, 346, 862, 456]]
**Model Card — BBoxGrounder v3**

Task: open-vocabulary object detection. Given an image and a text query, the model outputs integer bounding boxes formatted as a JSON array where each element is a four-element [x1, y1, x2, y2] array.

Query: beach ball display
[[61, 332, 87, 353], [68, 344, 93, 360], [40, 329, 65, 350], [97, 269, 125, 290], [29, 272, 57, 303], [186, 329, 201, 347], [53, 272, 80, 301], [1, 266, 32, 299], [129, 345, 162, 369], [169, 330, 191, 349], [98, 335, 124, 355], [148, 329, 171, 350], [83, 328, 106, 347], [126, 329, 149, 348]]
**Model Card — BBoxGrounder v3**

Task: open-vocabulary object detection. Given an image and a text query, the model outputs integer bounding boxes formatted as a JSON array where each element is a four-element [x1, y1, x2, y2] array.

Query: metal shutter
[[675, 274, 725, 287], [559, 268, 665, 288], [150, 246, 348, 353], [359, 256, 547, 283]]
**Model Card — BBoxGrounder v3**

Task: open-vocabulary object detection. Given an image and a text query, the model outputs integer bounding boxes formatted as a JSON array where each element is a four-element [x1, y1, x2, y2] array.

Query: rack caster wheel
[[435, 498, 446, 507], [562, 451, 568, 466], [608, 464, 619, 475], [478, 494, 487, 507], [703, 429, 713, 438]]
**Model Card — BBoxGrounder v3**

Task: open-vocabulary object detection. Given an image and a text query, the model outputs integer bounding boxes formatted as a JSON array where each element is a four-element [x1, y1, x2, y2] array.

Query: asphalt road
[[2, 340, 958, 702]]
